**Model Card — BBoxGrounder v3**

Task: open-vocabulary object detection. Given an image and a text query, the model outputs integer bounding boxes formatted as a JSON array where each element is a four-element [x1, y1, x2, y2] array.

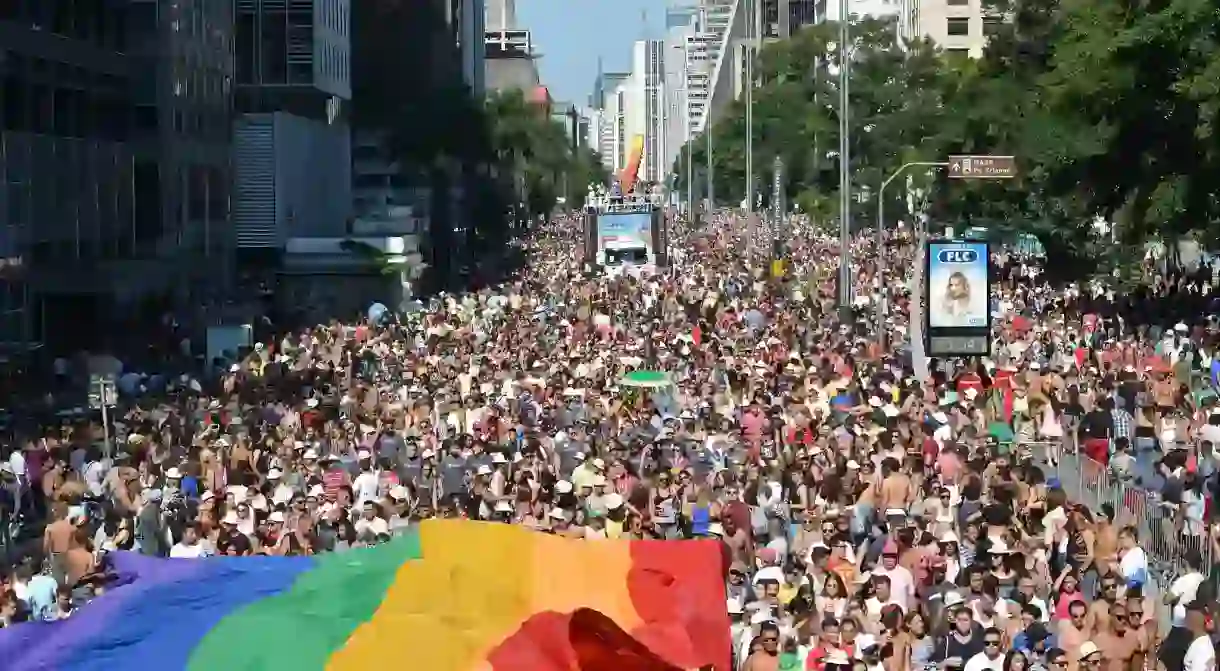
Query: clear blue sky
[[517, 0, 666, 106]]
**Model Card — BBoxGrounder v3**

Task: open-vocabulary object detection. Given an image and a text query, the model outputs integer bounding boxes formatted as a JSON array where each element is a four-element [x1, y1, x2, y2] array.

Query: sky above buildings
[[517, 0, 666, 105]]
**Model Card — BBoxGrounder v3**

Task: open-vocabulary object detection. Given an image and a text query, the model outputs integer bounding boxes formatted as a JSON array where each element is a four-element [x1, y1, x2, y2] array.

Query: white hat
[[494, 500, 513, 513], [548, 507, 567, 521], [555, 480, 574, 494], [943, 591, 965, 608], [357, 449, 372, 460], [868, 396, 883, 408], [302, 448, 319, 459], [305, 398, 319, 408], [856, 634, 879, 651], [200, 490, 215, 503], [591, 458, 606, 470], [476, 464, 493, 476], [1078, 642, 1101, 660], [604, 493, 624, 510], [1174, 322, 1189, 333], [491, 452, 508, 464], [268, 511, 286, 523], [389, 485, 409, 501], [308, 484, 325, 498], [165, 467, 182, 479], [846, 460, 861, 470], [267, 468, 282, 480], [940, 531, 960, 544], [222, 511, 240, 525]]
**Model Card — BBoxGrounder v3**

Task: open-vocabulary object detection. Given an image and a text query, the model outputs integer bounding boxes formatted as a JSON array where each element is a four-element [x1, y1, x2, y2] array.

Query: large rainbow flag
[[0, 520, 731, 670]]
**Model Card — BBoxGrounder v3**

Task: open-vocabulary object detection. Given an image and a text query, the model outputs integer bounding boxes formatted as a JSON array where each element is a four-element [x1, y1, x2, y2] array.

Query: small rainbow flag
[[0, 520, 731, 670]]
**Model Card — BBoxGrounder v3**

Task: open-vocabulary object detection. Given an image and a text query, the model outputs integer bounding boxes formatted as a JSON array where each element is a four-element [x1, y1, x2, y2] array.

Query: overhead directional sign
[[947, 155, 1016, 179]]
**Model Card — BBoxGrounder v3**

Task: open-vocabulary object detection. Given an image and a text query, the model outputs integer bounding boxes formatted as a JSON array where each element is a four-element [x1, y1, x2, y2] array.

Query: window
[[947, 0, 970, 5], [983, 16, 1004, 36], [946, 18, 970, 36]]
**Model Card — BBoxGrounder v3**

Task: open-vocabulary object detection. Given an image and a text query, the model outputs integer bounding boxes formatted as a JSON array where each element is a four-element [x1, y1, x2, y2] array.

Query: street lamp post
[[875, 160, 947, 348], [744, 0, 756, 214], [837, 0, 852, 312]]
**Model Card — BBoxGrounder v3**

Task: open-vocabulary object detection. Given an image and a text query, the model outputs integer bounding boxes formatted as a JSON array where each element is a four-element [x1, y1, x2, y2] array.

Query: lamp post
[[875, 161, 947, 348], [837, 0, 852, 311], [744, 0, 756, 214]]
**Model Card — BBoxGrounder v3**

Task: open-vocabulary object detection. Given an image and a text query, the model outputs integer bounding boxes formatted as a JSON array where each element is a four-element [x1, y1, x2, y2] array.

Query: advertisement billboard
[[597, 212, 652, 252], [925, 239, 991, 356]]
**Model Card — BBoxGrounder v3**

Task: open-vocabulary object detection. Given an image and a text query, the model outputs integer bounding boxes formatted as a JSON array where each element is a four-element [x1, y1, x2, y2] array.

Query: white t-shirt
[[1119, 546, 1149, 587], [963, 652, 1005, 671], [353, 470, 381, 506], [1184, 635, 1215, 671], [170, 542, 208, 559], [872, 566, 916, 611]]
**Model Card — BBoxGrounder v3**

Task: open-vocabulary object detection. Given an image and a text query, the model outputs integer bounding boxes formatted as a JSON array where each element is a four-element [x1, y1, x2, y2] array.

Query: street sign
[[947, 155, 1016, 179]]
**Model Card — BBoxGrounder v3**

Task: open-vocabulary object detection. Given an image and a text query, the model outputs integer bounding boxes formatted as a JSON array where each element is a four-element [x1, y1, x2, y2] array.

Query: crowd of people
[[0, 206, 1217, 671]]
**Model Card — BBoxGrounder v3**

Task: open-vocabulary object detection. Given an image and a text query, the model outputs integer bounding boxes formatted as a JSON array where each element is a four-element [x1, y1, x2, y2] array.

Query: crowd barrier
[[1046, 444, 1217, 623]]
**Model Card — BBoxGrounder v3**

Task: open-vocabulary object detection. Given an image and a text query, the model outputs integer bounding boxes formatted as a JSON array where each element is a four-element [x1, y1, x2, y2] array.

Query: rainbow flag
[[0, 520, 731, 670]]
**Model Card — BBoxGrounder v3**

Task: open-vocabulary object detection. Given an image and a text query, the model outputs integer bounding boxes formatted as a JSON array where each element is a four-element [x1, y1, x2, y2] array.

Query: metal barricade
[[1055, 450, 1215, 591]]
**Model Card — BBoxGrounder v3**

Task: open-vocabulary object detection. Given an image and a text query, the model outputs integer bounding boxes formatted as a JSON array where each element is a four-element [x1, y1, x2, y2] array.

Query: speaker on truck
[[651, 207, 668, 268]]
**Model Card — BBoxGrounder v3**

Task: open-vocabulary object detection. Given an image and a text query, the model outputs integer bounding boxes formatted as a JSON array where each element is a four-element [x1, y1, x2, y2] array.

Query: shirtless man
[[1085, 573, 1121, 636], [743, 621, 782, 671], [1057, 601, 1091, 671], [878, 458, 914, 516], [1092, 602, 1138, 671], [1126, 595, 1156, 671]]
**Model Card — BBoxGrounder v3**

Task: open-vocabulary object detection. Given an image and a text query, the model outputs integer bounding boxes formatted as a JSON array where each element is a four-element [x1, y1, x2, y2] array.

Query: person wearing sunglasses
[[742, 621, 781, 671], [963, 628, 1006, 671]]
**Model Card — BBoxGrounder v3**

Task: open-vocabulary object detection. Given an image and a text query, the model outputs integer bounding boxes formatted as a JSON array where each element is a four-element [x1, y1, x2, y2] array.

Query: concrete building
[[914, 0, 1003, 58], [663, 5, 698, 180], [0, 0, 236, 352], [484, 0, 540, 96], [624, 40, 667, 185], [232, 0, 353, 254], [589, 71, 629, 173], [761, 0, 824, 39]]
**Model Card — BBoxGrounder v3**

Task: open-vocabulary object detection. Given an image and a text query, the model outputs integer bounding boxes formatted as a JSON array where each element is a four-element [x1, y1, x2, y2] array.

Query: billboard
[[598, 212, 652, 252], [925, 239, 991, 356]]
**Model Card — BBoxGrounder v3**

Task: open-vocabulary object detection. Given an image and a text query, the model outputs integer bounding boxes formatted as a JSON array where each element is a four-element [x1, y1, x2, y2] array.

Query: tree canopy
[[679, 0, 1220, 273]]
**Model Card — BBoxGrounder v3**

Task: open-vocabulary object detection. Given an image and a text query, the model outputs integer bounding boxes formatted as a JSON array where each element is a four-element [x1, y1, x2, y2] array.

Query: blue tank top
[[691, 504, 711, 536]]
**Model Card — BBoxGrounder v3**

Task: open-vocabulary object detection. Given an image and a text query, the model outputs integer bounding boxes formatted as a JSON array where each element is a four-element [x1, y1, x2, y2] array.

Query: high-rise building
[[0, 0, 236, 351], [623, 40, 667, 186], [760, 0, 824, 39], [914, 0, 1003, 58], [589, 70, 629, 174], [663, 5, 698, 180], [232, 0, 353, 251]]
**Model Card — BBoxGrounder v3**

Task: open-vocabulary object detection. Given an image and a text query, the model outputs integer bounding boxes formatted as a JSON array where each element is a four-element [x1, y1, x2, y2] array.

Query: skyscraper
[[0, 0, 236, 351]]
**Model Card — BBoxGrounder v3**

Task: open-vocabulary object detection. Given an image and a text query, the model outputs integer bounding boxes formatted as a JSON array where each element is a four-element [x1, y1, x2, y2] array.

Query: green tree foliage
[[682, 0, 1220, 274]]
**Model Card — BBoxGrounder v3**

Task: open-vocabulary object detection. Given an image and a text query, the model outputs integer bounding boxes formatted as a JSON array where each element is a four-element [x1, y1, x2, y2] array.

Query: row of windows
[[945, 16, 1004, 37], [318, 0, 349, 38], [319, 43, 348, 83], [0, 0, 128, 51]]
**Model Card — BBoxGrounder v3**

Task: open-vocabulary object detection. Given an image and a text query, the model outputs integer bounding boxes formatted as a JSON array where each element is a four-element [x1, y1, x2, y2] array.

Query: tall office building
[[663, 5, 698, 181], [914, 0, 1003, 58], [589, 70, 629, 174], [232, 0, 353, 251], [760, 0, 823, 39], [623, 40, 667, 185], [0, 0, 235, 351]]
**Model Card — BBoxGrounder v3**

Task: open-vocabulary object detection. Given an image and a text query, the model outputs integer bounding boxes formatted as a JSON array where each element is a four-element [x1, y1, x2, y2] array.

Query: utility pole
[[707, 121, 714, 208], [837, 0, 852, 311], [683, 44, 693, 218], [744, 0, 754, 214]]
